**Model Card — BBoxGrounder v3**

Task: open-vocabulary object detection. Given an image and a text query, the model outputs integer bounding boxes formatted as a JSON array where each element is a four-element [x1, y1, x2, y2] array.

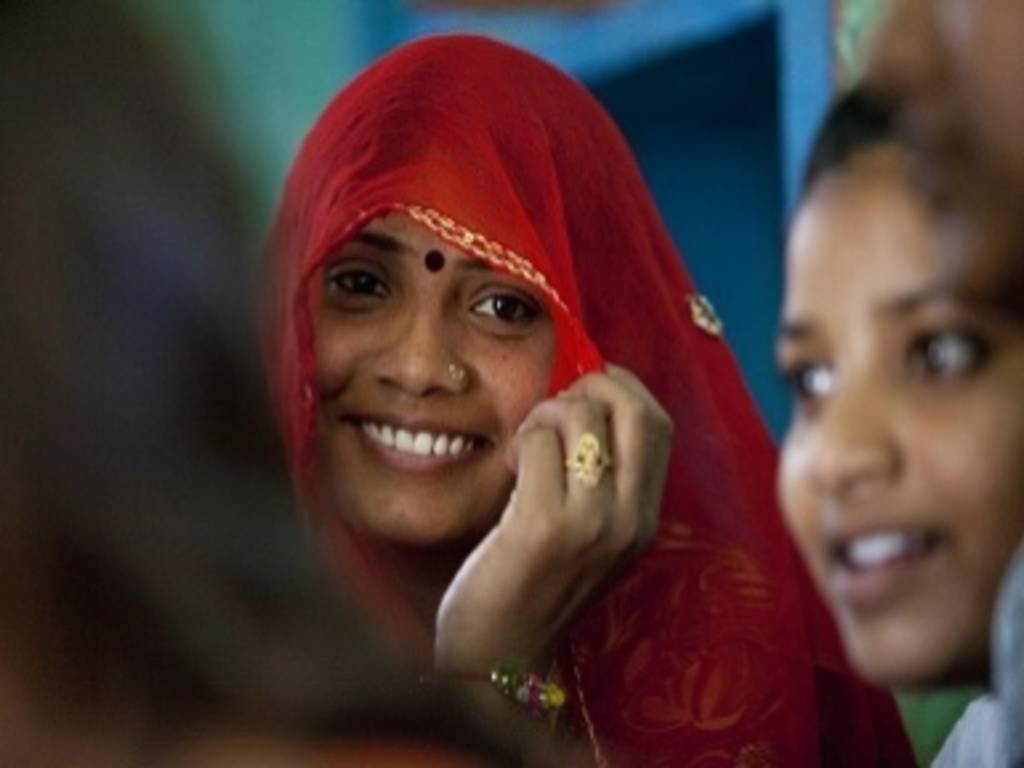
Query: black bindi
[[424, 249, 445, 272]]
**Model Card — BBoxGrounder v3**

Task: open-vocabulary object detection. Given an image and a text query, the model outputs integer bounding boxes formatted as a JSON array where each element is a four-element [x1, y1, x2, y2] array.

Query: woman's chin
[[360, 515, 494, 560], [847, 638, 989, 692]]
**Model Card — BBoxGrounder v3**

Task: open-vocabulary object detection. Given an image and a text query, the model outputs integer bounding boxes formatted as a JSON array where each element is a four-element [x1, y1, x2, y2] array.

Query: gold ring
[[565, 432, 612, 489]]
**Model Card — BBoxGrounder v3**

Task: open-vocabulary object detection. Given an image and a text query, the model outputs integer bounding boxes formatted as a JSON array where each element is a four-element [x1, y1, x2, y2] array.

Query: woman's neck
[[311, 490, 488, 662], [319, 514, 480, 663], [371, 536, 475, 631]]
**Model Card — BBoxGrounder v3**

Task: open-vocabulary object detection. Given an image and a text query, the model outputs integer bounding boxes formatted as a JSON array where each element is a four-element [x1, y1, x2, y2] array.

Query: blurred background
[[122, 0, 980, 763]]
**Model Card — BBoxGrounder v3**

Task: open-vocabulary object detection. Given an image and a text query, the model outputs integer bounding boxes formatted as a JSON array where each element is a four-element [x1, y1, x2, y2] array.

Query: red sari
[[264, 34, 915, 768]]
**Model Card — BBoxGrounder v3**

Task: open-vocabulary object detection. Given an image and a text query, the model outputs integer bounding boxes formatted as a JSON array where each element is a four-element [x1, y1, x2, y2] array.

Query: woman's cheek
[[779, 441, 822, 569]]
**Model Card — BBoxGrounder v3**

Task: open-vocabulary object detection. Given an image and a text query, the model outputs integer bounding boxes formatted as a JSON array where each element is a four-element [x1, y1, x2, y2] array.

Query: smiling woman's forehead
[[351, 219, 500, 276]]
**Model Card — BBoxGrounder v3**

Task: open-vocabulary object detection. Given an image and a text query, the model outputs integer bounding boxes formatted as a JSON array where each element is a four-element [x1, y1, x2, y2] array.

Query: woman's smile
[[824, 525, 949, 614], [358, 418, 485, 459]]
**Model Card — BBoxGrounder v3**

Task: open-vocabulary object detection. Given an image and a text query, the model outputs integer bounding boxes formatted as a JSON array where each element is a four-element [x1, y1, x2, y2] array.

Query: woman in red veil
[[264, 34, 914, 767]]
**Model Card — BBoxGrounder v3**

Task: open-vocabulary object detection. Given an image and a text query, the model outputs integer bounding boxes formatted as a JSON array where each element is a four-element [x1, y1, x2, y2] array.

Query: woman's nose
[[375, 308, 467, 396], [808, 378, 899, 503]]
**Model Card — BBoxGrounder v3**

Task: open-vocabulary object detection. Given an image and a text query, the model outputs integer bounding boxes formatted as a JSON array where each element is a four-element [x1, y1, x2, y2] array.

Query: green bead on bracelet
[[490, 664, 566, 716]]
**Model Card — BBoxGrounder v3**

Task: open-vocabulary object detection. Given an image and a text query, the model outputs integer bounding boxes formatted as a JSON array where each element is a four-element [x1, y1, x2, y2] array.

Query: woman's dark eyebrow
[[349, 234, 498, 274], [777, 283, 954, 344], [353, 230, 404, 252], [776, 319, 813, 344], [879, 281, 956, 318], [455, 257, 495, 273]]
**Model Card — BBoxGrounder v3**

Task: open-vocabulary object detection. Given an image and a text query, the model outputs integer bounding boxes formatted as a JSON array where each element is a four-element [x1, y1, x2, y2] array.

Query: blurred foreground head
[[864, 0, 1024, 314], [0, 2, 566, 766], [0, 0, 341, 747], [866, 0, 1024, 202]]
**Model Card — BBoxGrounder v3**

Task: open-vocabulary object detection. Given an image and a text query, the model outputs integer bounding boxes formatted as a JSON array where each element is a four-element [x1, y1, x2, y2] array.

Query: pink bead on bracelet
[[490, 664, 566, 716]]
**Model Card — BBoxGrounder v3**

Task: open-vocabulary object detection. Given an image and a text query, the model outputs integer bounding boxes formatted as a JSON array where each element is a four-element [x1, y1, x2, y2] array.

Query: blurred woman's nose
[[807, 376, 899, 503], [864, 0, 945, 104]]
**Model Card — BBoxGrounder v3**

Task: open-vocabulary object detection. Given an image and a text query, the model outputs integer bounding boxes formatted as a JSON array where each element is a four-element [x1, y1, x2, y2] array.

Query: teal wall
[[130, 0, 360, 227]]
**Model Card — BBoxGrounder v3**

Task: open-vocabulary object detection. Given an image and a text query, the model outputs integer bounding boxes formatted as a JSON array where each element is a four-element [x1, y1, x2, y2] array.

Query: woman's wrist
[[422, 662, 567, 719], [490, 664, 566, 716]]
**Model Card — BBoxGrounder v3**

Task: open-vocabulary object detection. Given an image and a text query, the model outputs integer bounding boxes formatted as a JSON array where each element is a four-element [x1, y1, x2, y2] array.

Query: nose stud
[[447, 362, 466, 384]]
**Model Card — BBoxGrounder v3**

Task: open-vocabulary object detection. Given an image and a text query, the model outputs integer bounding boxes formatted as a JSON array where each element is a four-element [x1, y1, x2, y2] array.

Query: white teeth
[[845, 531, 924, 569], [361, 422, 474, 458], [395, 429, 414, 452], [412, 431, 433, 456]]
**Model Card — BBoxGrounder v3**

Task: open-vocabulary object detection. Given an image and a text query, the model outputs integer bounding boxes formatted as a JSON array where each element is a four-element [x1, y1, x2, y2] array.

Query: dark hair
[[800, 85, 898, 198]]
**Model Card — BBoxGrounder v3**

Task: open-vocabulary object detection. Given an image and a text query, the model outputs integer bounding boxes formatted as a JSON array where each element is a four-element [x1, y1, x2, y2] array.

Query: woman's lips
[[357, 418, 484, 458]]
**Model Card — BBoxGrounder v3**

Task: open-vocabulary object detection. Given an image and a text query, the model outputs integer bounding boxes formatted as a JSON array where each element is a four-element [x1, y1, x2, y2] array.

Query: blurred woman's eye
[[782, 362, 837, 403], [909, 330, 989, 380], [471, 292, 543, 325]]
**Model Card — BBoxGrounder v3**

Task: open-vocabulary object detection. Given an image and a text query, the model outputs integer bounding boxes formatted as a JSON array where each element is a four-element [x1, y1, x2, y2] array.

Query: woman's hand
[[435, 363, 673, 676]]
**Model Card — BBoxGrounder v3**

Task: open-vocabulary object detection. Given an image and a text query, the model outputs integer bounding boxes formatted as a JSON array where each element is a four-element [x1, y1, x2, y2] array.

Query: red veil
[[264, 35, 914, 767]]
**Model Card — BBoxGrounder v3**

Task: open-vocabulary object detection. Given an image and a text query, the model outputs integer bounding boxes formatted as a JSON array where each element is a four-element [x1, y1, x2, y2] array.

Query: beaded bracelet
[[490, 664, 566, 716]]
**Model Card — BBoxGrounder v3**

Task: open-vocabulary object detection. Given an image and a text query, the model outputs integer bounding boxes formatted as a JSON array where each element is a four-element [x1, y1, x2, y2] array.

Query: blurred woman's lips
[[831, 529, 940, 571], [826, 528, 947, 613]]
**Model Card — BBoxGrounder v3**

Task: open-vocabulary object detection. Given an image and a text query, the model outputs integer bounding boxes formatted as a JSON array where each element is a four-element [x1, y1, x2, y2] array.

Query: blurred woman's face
[[778, 146, 1024, 688], [313, 212, 555, 548]]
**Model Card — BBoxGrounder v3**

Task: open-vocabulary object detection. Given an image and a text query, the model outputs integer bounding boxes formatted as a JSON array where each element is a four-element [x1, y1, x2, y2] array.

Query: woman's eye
[[323, 265, 389, 303], [471, 292, 542, 324], [328, 269, 385, 295], [783, 363, 837, 402], [910, 331, 988, 379]]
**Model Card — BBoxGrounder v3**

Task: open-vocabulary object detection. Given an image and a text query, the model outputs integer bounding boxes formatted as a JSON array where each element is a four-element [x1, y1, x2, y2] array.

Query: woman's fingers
[[514, 393, 610, 486], [436, 364, 673, 674], [506, 364, 672, 551], [578, 364, 674, 526], [510, 425, 566, 509]]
